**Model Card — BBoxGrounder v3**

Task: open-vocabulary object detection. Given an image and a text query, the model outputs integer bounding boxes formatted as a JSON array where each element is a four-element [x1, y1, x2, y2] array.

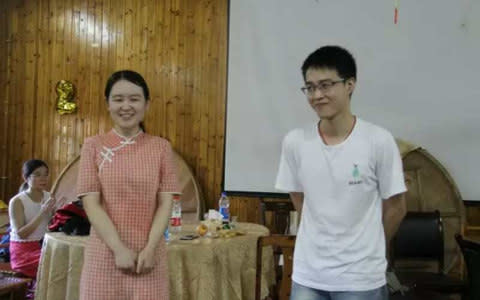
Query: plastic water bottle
[[164, 227, 170, 243], [170, 194, 182, 236], [218, 192, 230, 224]]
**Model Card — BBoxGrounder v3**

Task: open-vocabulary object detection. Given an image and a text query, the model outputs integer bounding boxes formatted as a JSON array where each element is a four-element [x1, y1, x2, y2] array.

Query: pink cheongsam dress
[[77, 130, 179, 300]]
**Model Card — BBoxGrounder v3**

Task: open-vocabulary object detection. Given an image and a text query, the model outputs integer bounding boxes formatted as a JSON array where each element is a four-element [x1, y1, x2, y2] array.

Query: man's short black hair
[[301, 46, 357, 81]]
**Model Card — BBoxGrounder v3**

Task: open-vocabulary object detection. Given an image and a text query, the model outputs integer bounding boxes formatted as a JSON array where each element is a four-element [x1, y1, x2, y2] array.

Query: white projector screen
[[224, 0, 480, 200]]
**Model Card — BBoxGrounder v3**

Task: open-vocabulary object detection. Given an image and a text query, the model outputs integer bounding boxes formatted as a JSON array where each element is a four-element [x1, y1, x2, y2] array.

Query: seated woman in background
[[8, 159, 55, 278]]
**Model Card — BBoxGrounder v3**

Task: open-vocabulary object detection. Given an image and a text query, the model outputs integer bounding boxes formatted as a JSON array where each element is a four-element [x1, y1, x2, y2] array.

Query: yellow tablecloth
[[35, 223, 275, 300]]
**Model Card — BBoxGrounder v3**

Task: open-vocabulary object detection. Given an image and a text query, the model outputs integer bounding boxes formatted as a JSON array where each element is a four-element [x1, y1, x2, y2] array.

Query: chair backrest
[[259, 199, 295, 234], [256, 235, 296, 300], [455, 234, 480, 299], [396, 139, 465, 276], [50, 156, 80, 210], [391, 210, 445, 273], [51, 150, 205, 222], [172, 150, 205, 222]]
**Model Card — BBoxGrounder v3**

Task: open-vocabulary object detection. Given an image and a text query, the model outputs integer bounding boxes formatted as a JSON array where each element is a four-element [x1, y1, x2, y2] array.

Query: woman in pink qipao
[[77, 70, 180, 300]]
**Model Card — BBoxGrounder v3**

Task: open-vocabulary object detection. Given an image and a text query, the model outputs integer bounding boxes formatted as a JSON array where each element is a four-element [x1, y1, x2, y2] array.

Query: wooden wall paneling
[[114, 0, 125, 69], [215, 0, 228, 205], [197, 0, 210, 208], [45, 0, 55, 168], [132, 0, 143, 73], [165, 0, 178, 146], [185, 0, 199, 171], [164, 0, 173, 139], [98, 0, 111, 135], [85, 0, 94, 138], [128, 0, 137, 69], [63, 0, 76, 175], [190, 1, 201, 206], [144, 0, 157, 137], [37, 0, 58, 176], [160, 0, 170, 141], [99, 0, 114, 135], [138, 0, 145, 70], [2, 0, 230, 215], [124, 0, 134, 69], [148, 0, 162, 137], [21, 1, 36, 163], [123, 0, 133, 69], [48, 0, 60, 170], [229, 196, 261, 223], [206, 1, 217, 210], [100, 0, 113, 134], [213, 0, 227, 204], [215, 0, 228, 206], [142, 0, 157, 136], [174, 0, 186, 159], [0, 1, 9, 201], [34, 0, 49, 163], [465, 205, 480, 240], [150, 0, 166, 139], [134, 0, 143, 70], [181, 1, 194, 168], [50, 0, 66, 179], [70, 0, 87, 164], [22, 0, 35, 164], [7, 1, 18, 197], [6, 2, 22, 199], [81, 0, 92, 146], [82, 0, 99, 146]]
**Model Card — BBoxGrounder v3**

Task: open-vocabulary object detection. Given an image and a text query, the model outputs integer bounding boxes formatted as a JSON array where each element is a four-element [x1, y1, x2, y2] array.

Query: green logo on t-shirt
[[349, 164, 363, 185], [353, 164, 360, 178]]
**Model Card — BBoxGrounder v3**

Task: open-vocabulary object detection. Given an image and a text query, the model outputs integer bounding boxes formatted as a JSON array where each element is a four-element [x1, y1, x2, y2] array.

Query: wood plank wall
[[0, 0, 478, 226], [0, 0, 232, 215]]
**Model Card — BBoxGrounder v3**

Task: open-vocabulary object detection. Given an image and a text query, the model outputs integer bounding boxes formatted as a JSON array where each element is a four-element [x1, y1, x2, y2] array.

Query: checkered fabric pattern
[[77, 130, 179, 300]]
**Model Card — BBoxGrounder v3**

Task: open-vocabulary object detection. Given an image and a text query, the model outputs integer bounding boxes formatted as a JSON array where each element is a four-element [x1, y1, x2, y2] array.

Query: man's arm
[[383, 193, 407, 258], [289, 192, 304, 218]]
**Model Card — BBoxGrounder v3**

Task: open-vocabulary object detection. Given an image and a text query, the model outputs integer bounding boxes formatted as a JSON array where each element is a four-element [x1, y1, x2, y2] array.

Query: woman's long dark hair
[[104, 70, 150, 132], [19, 159, 48, 192]]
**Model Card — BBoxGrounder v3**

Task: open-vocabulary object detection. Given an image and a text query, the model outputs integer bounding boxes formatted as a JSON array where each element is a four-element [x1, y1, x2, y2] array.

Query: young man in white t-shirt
[[276, 46, 407, 300]]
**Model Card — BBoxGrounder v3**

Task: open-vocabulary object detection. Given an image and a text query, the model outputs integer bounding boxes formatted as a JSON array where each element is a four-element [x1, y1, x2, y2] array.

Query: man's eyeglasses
[[301, 79, 346, 96]]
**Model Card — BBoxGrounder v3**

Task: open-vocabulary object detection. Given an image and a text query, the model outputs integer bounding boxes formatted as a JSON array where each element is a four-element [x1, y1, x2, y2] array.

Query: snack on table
[[217, 229, 246, 238], [201, 219, 222, 237], [196, 223, 208, 236]]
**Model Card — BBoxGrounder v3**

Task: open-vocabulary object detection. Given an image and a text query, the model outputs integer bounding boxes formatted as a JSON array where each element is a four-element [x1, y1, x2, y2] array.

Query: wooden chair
[[396, 139, 465, 278], [0, 276, 31, 300], [0, 245, 31, 300], [455, 234, 480, 300], [391, 211, 466, 297], [256, 235, 296, 300], [172, 150, 205, 222], [259, 199, 295, 235], [51, 150, 205, 222]]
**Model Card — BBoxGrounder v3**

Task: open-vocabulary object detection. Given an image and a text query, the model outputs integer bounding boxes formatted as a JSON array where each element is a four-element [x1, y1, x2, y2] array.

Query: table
[[0, 275, 31, 300], [35, 223, 275, 300]]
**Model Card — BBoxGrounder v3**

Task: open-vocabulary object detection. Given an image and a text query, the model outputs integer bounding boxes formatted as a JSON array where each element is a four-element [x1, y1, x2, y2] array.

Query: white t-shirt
[[275, 118, 406, 291]]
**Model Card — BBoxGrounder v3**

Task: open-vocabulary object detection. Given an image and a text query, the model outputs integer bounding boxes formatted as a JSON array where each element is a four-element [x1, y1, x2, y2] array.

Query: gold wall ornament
[[55, 80, 77, 115]]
